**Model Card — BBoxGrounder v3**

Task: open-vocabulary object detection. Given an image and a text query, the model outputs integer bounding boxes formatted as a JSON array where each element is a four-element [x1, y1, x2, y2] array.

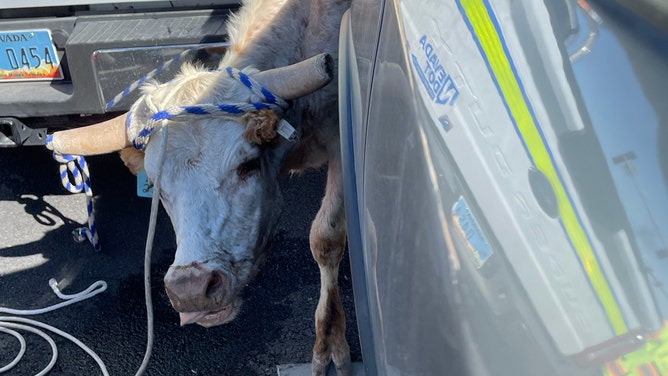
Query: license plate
[[0, 29, 64, 81], [452, 196, 493, 268]]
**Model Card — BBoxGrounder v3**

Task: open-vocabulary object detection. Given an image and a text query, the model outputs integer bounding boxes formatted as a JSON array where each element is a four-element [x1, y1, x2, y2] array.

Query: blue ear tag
[[136, 171, 154, 198]]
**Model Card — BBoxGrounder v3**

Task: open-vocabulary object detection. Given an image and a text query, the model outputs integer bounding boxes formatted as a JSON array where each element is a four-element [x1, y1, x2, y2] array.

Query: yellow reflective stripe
[[458, 0, 627, 335]]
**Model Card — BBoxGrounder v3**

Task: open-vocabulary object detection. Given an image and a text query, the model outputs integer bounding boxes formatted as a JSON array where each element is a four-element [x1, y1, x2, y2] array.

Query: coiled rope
[[0, 280, 109, 375]]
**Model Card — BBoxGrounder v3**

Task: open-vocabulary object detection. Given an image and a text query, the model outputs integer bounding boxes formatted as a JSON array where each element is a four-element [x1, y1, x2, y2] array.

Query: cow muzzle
[[164, 262, 239, 327]]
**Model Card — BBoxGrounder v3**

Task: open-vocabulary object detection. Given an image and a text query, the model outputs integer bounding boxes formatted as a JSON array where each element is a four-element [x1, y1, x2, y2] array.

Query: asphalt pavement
[[0, 146, 360, 375]]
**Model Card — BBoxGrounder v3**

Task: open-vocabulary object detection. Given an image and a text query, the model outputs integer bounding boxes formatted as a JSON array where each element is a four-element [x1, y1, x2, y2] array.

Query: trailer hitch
[[0, 118, 47, 147]]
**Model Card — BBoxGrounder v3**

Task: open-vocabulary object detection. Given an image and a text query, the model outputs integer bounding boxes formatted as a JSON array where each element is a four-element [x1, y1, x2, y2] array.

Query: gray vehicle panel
[[340, 0, 668, 374]]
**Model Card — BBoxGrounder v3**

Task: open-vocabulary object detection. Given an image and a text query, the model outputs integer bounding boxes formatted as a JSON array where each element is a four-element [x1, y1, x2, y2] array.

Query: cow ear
[[241, 109, 280, 144], [119, 147, 145, 175]]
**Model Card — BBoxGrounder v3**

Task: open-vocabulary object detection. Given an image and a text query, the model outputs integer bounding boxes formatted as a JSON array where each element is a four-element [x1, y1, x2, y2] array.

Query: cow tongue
[[179, 311, 210, 326]]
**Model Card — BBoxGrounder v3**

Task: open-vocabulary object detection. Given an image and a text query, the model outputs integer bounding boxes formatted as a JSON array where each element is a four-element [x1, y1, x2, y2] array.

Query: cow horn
[[47, 113, 131, 155], [253, 53, 334, 100]]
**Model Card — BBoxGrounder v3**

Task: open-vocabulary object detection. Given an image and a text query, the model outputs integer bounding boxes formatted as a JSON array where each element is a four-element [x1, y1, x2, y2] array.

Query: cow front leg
[[309, 159, 351, 376]]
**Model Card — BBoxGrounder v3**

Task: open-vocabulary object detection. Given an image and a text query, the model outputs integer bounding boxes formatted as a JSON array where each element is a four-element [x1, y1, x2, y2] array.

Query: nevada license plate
[[452, 196, 493, 268], [0, 29, 64, 81]]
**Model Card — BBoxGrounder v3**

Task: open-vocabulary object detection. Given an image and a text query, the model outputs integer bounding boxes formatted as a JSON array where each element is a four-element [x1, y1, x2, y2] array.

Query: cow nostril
[[205, 271, 225, 299]]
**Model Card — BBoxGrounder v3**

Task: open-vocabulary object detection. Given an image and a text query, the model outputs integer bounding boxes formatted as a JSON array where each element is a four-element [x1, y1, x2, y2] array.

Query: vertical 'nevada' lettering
[[411, 34, 460, 106]]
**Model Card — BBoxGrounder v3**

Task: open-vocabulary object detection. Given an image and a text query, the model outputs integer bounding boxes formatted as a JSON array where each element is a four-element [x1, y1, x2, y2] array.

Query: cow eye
[[236, 157, 260, 180]]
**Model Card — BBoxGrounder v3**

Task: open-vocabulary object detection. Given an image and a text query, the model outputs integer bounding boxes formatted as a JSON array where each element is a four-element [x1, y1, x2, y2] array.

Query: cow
[[45, 0, 353, 374]]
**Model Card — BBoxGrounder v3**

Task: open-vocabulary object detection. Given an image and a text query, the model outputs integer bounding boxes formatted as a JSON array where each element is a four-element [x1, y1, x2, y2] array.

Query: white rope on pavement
[[0, 280, 109, 376]]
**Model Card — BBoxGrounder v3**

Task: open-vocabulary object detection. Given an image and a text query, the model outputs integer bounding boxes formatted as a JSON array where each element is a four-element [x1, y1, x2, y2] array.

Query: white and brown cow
[[46, 0, 352, 374]]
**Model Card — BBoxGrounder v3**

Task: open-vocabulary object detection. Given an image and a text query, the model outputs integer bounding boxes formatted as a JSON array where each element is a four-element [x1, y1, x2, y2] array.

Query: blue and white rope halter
[[47, 64, 292, 252], [127, 66, 290, 150]]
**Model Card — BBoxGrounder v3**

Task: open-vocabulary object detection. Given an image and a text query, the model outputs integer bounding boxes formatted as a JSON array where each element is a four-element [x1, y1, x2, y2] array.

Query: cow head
[[48, 54, 333, 327]]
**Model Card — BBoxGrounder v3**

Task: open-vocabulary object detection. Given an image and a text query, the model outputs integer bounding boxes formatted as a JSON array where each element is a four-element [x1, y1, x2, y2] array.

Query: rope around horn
[[127, 66, 290, 150]]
